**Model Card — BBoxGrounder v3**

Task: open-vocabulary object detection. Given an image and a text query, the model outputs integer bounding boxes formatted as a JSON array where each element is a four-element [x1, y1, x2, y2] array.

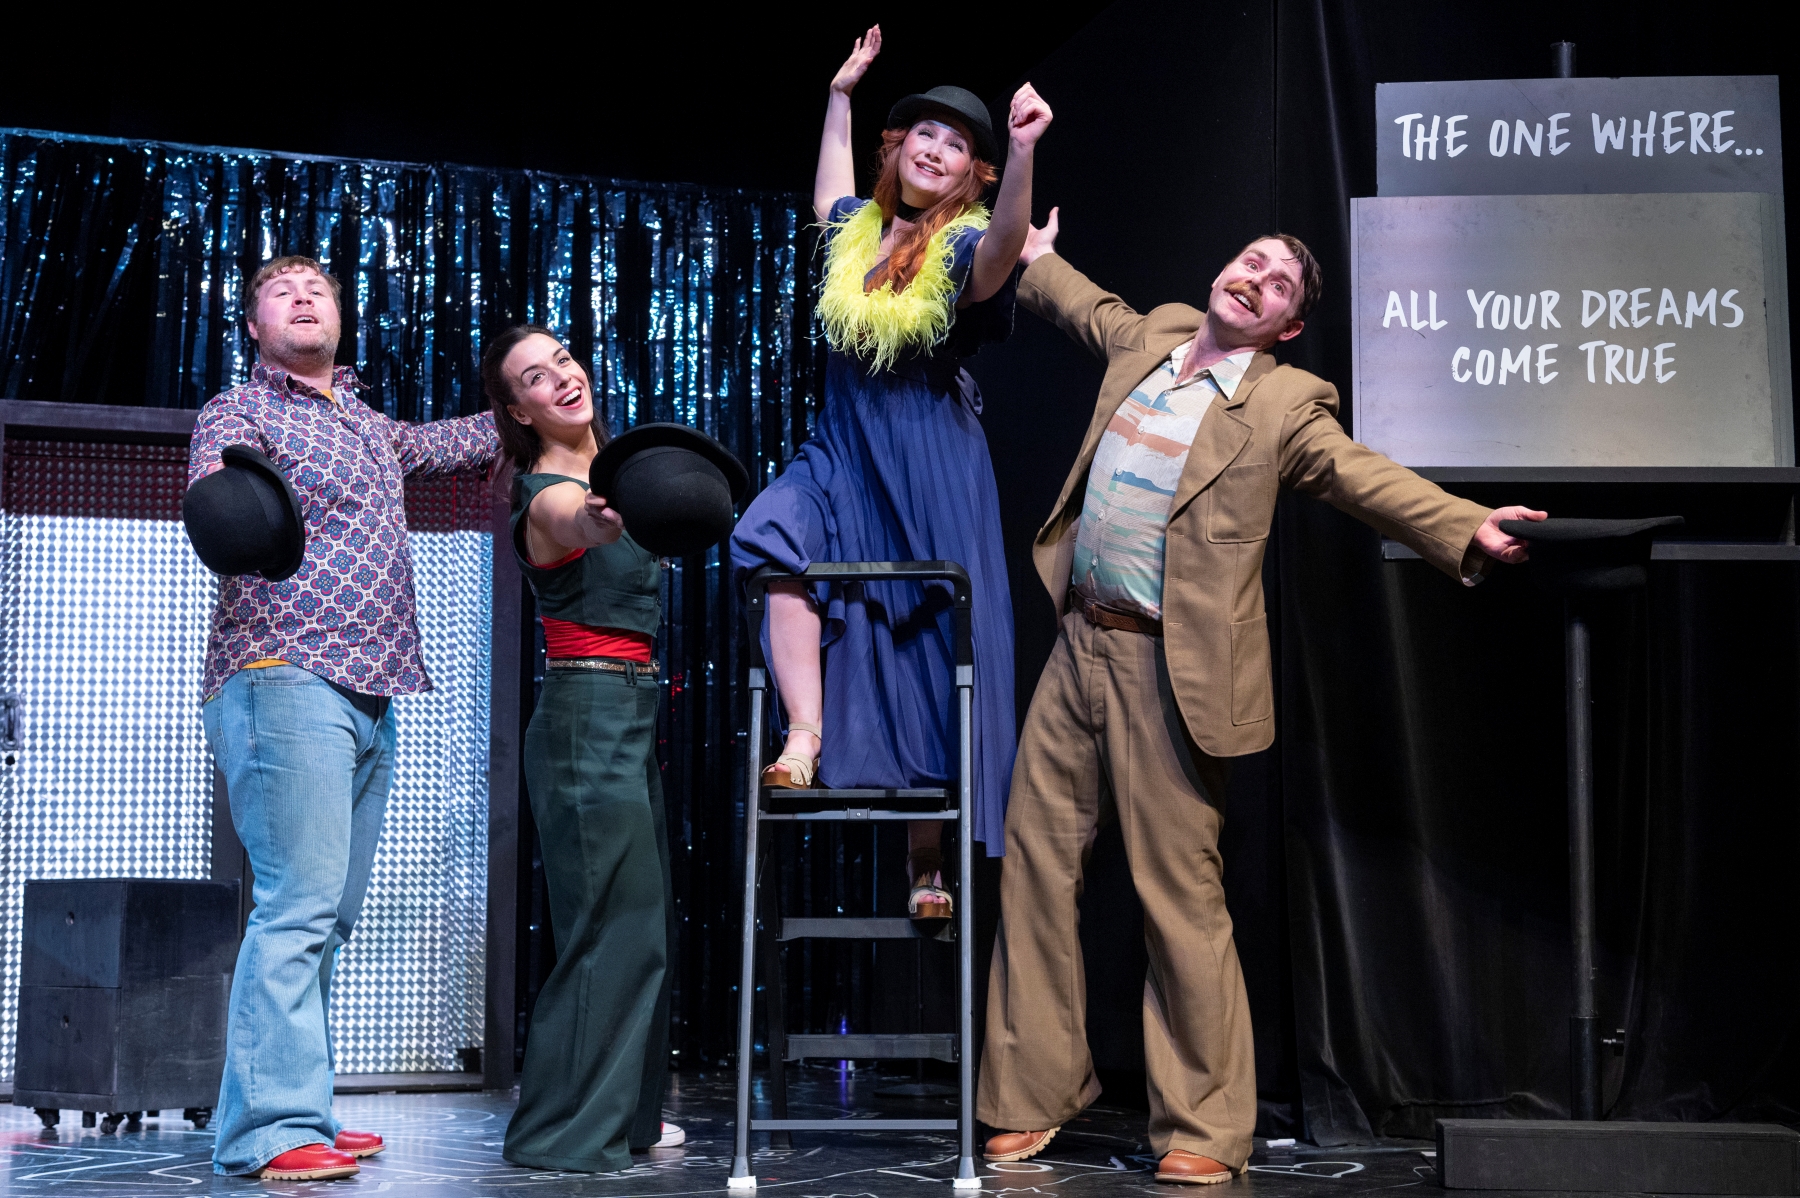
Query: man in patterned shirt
[[978, 215, 1546, 1182], [187, 255, 498, 1180]]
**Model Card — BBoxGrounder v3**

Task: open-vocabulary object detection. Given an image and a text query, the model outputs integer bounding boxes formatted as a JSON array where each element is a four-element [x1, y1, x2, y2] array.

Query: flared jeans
[[202, 664, 395, 1174]]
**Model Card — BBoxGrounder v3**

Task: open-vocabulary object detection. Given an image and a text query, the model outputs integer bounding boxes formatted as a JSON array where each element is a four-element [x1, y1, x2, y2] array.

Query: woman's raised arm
[[814, 25, 881, 223], [523, 481, 623, 566], [967, 83, 1053, 303]]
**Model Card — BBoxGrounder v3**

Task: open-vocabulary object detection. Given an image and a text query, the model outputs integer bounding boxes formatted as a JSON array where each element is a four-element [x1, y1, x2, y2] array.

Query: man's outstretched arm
[[392, 410, 500, 478], [1279, 385, 1544, 578], [1016, 207, 1149, 360]]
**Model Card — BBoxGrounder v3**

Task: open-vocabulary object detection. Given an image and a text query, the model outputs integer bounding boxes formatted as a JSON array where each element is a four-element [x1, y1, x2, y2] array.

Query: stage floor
[[0, 1070, 1449, 1197]]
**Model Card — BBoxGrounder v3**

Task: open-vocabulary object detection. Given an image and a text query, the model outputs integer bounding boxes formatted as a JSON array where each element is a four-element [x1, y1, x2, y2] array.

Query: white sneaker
[[654, 1122, 685, 1148]]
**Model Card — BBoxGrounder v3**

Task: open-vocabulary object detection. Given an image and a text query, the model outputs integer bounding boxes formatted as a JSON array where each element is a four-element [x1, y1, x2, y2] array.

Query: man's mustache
[[1224, 281, 1262, 316]]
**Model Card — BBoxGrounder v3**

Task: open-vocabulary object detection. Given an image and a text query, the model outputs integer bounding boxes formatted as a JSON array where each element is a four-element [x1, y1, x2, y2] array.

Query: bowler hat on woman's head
[[590, 423, 748, 558], [887, 86, 1000, 163], [182, 445, 306, 581]]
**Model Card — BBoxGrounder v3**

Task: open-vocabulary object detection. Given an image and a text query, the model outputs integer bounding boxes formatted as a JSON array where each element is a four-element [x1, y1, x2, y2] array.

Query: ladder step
[[780, 917, 951, 941], [760, 810, 954, 821], [750, 1118, 958, 1132], [763, 787, 952, 816], [785, 1033, 958, 1062], [769, 787, 948, 799]]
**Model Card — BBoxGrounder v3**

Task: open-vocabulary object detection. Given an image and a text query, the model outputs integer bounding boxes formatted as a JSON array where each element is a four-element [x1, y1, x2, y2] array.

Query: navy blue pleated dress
[[731, 197, 1018, 854]]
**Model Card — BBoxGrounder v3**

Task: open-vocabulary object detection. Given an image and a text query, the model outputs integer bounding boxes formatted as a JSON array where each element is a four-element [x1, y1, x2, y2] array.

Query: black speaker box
[[1437, 1118, 1800, 1194], [11, 879, 238, 1117]]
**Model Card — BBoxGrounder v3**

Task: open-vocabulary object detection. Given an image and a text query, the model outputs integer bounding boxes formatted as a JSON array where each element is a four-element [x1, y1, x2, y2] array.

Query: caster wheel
[[81, 1112, 97, 1129], [35, 1108, 58, 1129], [184, 1107, 213, 1130], [100, 1114, 123, 1134], [124, 1112, 143, 1132]]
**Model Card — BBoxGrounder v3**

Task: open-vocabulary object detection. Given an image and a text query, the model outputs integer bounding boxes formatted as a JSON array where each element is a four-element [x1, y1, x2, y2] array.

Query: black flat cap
[[1498, 515, 1685, 594], [590, 423, 749, 558], [887, 86, 1000, 164], [182, 444, 306, 581]]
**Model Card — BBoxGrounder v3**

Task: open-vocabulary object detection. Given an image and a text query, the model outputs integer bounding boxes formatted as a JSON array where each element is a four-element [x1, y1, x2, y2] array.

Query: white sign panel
[[1351, 191, 1791, 467]]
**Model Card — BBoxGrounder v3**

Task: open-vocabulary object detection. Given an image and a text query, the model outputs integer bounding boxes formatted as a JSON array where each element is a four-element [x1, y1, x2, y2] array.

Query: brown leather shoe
[[1155, 1150, 1236, 1184], [983, 1128, 1057, 1162]]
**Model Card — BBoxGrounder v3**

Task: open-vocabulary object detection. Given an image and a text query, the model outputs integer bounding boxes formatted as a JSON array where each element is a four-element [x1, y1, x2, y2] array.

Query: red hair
[[865, 124, 998, 294]]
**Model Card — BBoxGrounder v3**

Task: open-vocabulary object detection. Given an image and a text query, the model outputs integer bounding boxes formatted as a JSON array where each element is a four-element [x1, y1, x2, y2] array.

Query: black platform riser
[[1437, 1118, 1798, 1193]]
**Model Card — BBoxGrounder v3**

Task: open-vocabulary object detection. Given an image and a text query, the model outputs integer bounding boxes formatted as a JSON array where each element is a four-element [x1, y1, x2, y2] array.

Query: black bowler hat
[[590, 423, 749, 557], [888, 86, 1000, 164], [182, 445, 306, 581], [1497, 515, 1685, 594]]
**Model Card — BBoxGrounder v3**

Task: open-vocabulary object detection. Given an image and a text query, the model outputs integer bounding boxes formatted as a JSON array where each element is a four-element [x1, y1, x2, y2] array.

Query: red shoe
[[334, 1130, 385, 1158], [256, 1144, 359, 1180]]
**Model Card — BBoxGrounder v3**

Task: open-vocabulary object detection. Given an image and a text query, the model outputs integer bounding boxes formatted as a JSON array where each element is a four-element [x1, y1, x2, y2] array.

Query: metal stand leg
[[731, 667, 767, 1188], [953, 664, 979, 1189], [759, 843, 792, 1148], [1565, 606, 1599, 1120]]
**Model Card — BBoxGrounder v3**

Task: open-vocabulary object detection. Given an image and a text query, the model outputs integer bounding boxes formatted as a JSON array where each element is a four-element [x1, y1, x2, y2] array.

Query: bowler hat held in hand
[[182, 445, 306, 581], [1498, 515, 1685, 594], [590, 423, 749, 558]]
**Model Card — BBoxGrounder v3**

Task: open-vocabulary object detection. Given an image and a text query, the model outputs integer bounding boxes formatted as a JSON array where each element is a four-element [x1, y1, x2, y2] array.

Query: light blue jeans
[[202, 664, 395, 1175]]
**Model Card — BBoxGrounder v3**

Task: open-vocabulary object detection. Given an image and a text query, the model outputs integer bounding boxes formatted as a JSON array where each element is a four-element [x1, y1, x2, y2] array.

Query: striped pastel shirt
[[1071, 344, 1254, 620]]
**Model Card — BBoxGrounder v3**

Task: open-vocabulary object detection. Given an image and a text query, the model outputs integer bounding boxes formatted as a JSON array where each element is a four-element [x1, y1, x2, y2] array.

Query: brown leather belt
[[547, 656, 660, 677], [1071, 592, 1163, 637]]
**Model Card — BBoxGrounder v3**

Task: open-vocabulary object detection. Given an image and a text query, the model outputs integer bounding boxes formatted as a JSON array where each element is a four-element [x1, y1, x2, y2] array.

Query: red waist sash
[[541, 616, 654, 663]]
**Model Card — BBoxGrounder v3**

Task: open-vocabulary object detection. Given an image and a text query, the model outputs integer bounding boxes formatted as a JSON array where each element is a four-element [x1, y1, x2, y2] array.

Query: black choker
[[894, 200, 925, 222]]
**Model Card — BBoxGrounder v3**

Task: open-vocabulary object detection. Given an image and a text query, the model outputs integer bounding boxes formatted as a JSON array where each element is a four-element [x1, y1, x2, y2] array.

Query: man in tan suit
[[977, 211, 1545, 1183]]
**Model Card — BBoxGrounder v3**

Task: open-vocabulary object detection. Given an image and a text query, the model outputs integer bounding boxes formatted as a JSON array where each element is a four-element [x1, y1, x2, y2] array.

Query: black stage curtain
[[975, 0, 1800, 1144], [1273, 0, 1800, 1141]]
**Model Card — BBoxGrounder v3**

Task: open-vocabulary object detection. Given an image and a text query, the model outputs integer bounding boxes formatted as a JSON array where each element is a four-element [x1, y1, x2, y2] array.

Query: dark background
[[6, 0, 1795, 1141]]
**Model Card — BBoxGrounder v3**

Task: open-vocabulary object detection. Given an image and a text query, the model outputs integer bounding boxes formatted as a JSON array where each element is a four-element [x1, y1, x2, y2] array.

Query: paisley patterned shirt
[[187, 363, 498, 701]]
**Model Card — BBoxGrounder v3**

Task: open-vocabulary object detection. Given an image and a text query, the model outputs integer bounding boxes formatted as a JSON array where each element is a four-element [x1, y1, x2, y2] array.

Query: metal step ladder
[[730, 562, 979, 1190]]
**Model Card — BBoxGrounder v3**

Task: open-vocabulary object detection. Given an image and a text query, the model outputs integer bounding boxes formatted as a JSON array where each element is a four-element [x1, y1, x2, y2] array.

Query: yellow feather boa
[[817, 201, 990, 374]]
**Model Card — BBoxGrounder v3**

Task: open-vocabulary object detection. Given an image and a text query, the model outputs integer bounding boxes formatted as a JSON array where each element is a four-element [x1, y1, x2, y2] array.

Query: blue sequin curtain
[[0, 127, 832, 1066]]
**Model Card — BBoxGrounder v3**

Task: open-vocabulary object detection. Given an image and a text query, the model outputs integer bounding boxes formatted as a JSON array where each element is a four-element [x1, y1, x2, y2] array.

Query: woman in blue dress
[[731, 24, 1052, 914]]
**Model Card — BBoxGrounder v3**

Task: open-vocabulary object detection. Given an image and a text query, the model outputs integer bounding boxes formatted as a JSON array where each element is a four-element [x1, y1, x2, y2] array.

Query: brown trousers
[[978, 610, 1256, 1167]]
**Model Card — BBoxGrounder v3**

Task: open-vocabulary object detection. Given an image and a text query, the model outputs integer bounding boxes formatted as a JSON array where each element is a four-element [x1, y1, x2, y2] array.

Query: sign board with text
[[1353, 75, 1791, 468], [1352, 192, 1788, 467], [1375, 75, 1781, 198]]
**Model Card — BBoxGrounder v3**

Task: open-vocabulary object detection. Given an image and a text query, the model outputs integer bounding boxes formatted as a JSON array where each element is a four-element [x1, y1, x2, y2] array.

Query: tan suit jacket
[[1021, 253, 1492, 758]]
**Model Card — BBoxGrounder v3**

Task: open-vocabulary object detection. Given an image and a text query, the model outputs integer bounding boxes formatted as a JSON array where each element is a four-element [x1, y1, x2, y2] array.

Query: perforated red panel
[[1, 441, 187, 521], [2, 440, 491, 535], [404, 474, 494, 534]]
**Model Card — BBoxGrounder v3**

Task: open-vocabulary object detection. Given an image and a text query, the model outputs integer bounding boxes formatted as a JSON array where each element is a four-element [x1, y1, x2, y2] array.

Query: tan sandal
[[761, 721, 821, 789], [909, 870, 953, 920]]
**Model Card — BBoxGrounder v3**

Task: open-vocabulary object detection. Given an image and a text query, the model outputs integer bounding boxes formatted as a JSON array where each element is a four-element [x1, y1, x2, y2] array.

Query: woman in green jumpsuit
[[482, 324, 676, 1172]]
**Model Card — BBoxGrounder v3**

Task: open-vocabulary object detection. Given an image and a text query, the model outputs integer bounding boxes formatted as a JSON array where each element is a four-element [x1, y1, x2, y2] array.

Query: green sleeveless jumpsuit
[[503, 472, 672, 1173]]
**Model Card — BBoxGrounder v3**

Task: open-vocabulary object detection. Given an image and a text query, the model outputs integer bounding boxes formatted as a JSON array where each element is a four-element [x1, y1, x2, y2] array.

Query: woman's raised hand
[[830, 25, 882, 95], [1008, 83, 1053, 153]]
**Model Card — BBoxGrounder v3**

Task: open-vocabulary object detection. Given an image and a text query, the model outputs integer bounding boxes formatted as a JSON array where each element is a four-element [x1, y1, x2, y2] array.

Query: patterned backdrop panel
[[0, 439, 493, 1081], [327, 528, 491, 1075], [0, 510, 215, 1083]]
